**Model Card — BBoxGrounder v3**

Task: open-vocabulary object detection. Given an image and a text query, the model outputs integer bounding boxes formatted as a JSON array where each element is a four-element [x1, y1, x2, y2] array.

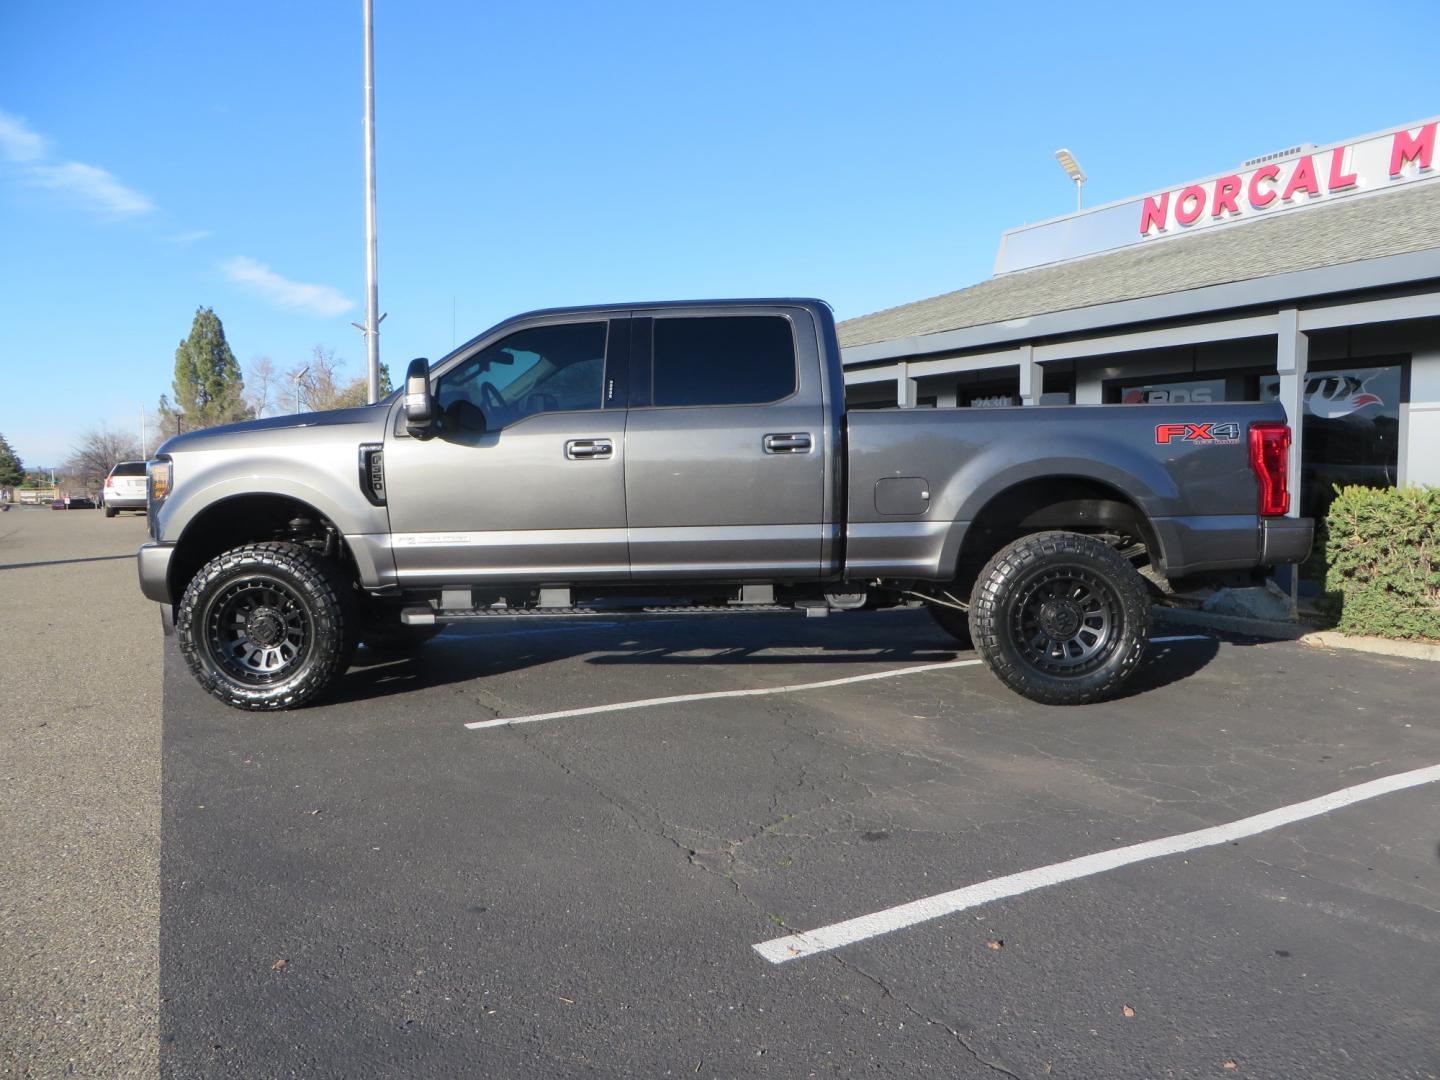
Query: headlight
[[149, 457, 172, 502]]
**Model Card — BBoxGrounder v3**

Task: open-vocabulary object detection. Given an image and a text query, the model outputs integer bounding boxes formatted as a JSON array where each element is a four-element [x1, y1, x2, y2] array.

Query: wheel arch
[[167, 492, 358, 605], [942, 473, 1168, 593]]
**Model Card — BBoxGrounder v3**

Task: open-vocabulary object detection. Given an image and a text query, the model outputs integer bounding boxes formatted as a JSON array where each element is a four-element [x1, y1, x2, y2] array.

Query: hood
[[157, 404, 388, 455]]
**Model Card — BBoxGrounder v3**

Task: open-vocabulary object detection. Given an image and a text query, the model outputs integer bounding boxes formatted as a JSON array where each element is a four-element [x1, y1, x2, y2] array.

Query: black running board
[[401, 603, 827, 626]]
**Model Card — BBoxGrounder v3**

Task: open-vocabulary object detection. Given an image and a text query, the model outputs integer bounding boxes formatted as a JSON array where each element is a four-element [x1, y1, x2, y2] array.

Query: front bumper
[[137, 542, 175, 603], [1261, 516, 1314, 565]]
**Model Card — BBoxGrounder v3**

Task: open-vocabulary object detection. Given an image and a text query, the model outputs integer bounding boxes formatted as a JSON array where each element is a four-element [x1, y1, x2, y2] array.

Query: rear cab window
[[111, 462, 146, 477], [647, 315, 796, 408]]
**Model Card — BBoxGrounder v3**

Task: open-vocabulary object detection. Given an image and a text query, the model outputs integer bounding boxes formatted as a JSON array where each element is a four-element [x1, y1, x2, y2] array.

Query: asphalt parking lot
[[160, 596, 1440, 1077], [3, 509, 1439, 1079]]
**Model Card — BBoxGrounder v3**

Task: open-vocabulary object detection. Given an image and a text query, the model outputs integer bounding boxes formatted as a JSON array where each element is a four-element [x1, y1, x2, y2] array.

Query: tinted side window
[[651, 316, 796, 407], [112, 462, 146, 476], [435, 322, 607, 430]]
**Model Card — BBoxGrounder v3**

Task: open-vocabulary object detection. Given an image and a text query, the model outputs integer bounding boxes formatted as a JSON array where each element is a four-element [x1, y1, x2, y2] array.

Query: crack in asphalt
[[507, 714, 1034, 1078], [830, 953, 1025, 1080]]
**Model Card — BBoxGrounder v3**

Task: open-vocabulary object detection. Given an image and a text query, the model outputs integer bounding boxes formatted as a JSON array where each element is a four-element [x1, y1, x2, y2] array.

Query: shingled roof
[[837, 181, 1440, 349]]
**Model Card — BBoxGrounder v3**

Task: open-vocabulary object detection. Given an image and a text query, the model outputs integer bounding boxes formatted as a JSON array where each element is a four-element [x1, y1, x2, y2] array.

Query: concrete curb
[[1153, 605, 1440, 661], [1151, 605, 1310, 641], [1299, 630, 1440, 663]]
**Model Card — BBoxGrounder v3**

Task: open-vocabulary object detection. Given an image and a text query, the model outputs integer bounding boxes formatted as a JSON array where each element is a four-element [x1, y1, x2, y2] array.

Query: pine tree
[[0, 432, 24, 487], [158, 306, 251, 433]]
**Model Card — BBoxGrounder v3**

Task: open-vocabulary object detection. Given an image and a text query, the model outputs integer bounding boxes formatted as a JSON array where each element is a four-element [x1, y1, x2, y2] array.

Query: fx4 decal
[[1154, 421, 1241, 445]]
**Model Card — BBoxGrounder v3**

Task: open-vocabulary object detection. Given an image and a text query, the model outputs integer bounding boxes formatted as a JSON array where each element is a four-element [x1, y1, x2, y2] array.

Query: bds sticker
[[1154, 421, 1241, 445]]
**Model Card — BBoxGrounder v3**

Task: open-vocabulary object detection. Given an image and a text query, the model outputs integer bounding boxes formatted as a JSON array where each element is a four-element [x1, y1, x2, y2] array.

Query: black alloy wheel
[[204, 577, 313, 683], [176, 542, 356, 710], [969, 531, 1150, 705]]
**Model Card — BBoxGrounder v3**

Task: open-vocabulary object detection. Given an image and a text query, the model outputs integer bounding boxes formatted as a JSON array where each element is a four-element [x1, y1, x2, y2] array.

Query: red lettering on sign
[[1175, 186, 1206, 226], [1211, 175, 1242, 217], [1282, 155, 1321, 201], [1186, 423, 1214, 441], [1140, 192, 1170, 235], [1390, 122, 1437, 176], [1155, 423, 1189, 444], [1327, 147, 1357, 191], [1248, 164, 1280, 208]]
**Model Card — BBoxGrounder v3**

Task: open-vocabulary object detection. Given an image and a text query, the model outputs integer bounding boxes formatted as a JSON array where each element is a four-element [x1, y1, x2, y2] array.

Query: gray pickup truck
[[138, 299, 1311, 710]]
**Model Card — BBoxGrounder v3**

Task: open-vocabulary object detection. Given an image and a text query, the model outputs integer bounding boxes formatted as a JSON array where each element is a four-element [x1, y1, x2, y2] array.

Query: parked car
[[137, 299, 1312, 711], [103, 461, 148, 517], [67, 494, 96, 509]]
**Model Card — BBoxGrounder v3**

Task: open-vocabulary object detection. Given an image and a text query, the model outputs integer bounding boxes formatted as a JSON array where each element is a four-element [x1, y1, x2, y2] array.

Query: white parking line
[[754, 761, 1440, 963], [464, 659, 985, 730]]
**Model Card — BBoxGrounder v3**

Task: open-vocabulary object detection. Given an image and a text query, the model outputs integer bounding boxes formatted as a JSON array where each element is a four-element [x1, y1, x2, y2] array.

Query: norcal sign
[[1139, 122, 1435, 237], [994, 118, 1440, 275]]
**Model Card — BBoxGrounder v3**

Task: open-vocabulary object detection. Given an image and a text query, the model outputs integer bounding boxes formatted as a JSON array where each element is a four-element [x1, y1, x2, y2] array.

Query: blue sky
[[0, 0, 1434, 467]]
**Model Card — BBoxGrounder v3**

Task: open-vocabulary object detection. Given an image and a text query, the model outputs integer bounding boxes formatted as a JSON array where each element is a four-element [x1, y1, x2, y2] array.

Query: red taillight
[[105, 476, 113, 488], [1248, 421, 1291, 517]]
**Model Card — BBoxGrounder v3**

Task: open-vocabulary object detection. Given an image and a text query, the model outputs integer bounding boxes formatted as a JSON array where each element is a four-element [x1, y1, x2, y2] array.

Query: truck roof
[[440, 298, 834, 366]]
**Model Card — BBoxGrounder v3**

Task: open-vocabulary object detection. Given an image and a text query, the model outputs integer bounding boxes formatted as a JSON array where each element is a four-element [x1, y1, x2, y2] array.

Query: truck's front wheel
[[969, 531, 1150, 706], [176, 542, 356, 710]]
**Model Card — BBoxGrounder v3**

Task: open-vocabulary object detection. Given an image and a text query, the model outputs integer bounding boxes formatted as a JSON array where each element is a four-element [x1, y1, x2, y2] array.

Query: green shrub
[[1323, 485, 1440, 640]]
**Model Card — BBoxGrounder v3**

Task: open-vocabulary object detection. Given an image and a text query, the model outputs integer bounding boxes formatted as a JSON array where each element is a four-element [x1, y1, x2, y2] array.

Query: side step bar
[[401, 602, 828, 626]]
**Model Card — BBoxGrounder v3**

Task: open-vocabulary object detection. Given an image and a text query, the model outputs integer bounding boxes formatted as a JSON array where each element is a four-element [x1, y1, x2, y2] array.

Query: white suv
[[102, 461, 147, 517]]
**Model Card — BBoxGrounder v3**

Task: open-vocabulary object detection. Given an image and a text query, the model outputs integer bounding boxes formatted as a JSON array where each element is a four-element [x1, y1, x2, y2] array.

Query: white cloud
[[27, 160, 153, 216], [222, 256, 355, 317], [0, 109, 47, 162], [168, 228, 211, 246], [0, 106, 153, 218]]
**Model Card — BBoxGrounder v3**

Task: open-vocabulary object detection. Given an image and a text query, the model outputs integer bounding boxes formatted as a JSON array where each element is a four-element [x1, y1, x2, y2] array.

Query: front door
[[384, 318, 629, 587]]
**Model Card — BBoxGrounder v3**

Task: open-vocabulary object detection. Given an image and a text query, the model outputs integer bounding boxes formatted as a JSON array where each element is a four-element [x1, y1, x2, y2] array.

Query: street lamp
[[362, 0, 380, 405], [1054, 148, 1087, 211], [293, 365, 310, 414]]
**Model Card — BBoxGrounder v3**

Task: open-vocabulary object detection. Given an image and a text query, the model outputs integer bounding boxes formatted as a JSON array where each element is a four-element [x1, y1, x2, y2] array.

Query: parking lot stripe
[[753, 761, 1440, 963], [464, 659, 985, 730]]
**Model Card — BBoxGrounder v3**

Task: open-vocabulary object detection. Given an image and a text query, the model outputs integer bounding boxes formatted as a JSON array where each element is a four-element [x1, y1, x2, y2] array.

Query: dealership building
[[839, 117, 1440, 583]]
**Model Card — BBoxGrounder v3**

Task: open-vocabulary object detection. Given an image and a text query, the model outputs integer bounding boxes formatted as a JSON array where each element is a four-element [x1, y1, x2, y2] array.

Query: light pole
[[1054, 148, 1087, 211], [293, 365, 310, 414], [362, 0, 380, 404]]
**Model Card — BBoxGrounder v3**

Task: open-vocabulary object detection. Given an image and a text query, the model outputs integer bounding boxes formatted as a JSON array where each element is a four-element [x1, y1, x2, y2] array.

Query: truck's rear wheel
[[176, 542, 356, 711], [969, 531, 1150, 706]]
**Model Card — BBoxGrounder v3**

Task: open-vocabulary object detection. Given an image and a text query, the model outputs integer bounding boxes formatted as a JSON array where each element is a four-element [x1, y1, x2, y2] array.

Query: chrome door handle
[[763, 433, 812, 454], [565, 438, 613, 460]]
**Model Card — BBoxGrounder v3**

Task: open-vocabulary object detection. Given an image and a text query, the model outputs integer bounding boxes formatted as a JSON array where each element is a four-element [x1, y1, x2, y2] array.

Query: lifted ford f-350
[[137, 299, 1312, 709]]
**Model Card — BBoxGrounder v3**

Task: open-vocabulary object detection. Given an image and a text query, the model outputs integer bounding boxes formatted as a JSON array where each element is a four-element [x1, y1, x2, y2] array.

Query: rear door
[[623, 309, 827, 581]]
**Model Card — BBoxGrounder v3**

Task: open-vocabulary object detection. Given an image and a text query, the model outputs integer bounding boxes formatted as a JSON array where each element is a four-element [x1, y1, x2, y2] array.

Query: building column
[[897, 362, 918, 409], [1275, 308, 1308, 519], [1075, 365, 1104, 405], [1275, 307, 1309, 617], [1017, 344, 1040, 405]]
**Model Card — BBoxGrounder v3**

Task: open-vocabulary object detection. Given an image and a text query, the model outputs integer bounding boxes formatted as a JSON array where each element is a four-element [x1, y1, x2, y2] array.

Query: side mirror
[[403, 357, 435, 438]]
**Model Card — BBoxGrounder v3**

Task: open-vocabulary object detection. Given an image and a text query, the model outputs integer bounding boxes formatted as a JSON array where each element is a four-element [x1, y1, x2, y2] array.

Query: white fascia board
[[844, 363, 904, 385], [1296, 290, 1440, 331], [1033, 313, 1279, 363]]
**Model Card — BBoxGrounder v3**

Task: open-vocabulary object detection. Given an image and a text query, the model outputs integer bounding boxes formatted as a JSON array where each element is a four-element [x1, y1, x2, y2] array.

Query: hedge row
[[1323, 484, 1440, 641]]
